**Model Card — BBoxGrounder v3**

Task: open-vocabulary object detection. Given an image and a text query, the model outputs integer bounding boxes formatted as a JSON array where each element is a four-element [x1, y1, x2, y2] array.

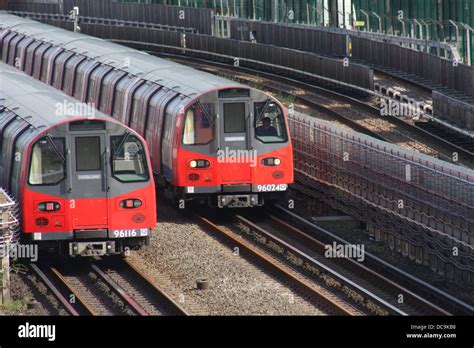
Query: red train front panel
[[169, 88, 294, 208], [20, 119, 156, 256]]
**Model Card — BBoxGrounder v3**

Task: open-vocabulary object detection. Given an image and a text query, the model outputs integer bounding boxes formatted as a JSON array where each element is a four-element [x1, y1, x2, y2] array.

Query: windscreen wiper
[[113, 131, 131, 157], [197, 100, 215, 126], [46, 134, 66, 163], [256, 99, 272, 122]]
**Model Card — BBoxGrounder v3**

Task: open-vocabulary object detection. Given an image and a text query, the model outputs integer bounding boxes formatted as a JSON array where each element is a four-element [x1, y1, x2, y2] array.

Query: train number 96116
[[111, 228, 149, 238]]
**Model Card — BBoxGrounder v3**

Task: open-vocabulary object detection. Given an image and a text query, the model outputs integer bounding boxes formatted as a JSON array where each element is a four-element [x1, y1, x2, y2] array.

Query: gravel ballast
[[130, 203, 324, 315]]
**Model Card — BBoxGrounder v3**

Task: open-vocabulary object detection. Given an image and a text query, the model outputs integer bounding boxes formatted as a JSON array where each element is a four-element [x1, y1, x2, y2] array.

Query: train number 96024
[[256, 184, 288, 192]]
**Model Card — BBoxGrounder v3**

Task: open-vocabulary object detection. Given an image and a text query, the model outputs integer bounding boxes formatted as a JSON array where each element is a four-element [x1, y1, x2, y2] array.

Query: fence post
[[0, 208, 10, 305], [0, 189, 17, 306]]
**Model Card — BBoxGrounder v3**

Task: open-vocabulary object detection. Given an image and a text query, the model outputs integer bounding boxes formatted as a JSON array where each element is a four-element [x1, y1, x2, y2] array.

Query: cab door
[[70, 133, 108, 228], [219, 100, 252, 182]]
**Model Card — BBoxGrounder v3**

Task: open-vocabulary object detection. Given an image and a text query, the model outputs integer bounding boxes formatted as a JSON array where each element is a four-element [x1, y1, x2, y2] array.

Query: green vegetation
[[0, 299, 26, 312]]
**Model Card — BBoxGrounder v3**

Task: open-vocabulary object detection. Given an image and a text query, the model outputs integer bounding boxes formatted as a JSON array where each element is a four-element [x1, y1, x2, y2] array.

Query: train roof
[[0, 62, 111, 130], [0, 13, 245, 98]]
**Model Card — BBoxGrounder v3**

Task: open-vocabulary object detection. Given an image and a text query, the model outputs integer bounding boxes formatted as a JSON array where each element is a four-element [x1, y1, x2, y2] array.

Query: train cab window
[[111, 134, 149, 182], [182, 102, 215, 145], [224, 103, 246, 133], [28, 137, 66, 185], [254, 101, 287, 143], [76, 137, 101, 171]]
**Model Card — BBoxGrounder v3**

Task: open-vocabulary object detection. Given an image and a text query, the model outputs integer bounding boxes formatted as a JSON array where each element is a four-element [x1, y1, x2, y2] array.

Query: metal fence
[[8, 3, 472, 97], [8, 0, 214, 34], [228, 18, 349, 57], [432, 91, 474, 131], [1, 14, 373, 91], [225, 17, 457, 59], [7, 0, 60, 13], [352, 37, 474, 98], [225, 16, 456, 58], [223, 17, 474, 128], [0, 188, 19, 305], [6, 10, 198, 33], [290, 111, 474, 285], [225, 18, 472, 97], [43, 20, 372, 90]]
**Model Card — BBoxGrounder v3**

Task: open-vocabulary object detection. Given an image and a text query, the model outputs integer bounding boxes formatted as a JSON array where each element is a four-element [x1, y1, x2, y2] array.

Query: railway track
[[227, 213, 446, 316], [268, 204, 474, 315], [195, 213, 362, 316], [189, 198, 472, 316], [161, 53, 474, 167], [198, 208, 456, 316], [28, 258, 189, 316]]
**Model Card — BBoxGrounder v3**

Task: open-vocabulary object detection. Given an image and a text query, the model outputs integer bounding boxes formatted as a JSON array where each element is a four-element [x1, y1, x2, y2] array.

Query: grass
[[0, 299, 26, 312]]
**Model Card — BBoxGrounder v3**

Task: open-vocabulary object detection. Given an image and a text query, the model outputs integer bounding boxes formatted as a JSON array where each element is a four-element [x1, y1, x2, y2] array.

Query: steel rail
[[274, 204, 474, 315], [196, 214, 357, 316]]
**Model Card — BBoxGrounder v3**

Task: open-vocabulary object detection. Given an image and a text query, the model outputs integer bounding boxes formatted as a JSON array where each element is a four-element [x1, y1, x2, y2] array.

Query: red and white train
[[0, 62, 156, 256], [0, 13, 294, 208]]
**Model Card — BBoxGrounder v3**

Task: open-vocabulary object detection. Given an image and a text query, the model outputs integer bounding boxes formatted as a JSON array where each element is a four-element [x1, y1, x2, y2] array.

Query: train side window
[[40, 47, 53, 82], [99, 79, 108, 111], [131, 87, 142, 124], [131, 84, 150, 126], [53, 52, 67, 87], [113, 77, 130, 118], [11, 131, 31, 196], [254, 101, 287, 143], [87, 76, 95, 103], [33, 43, 48, 77], [14, 37, 25, 62], [182, 102, 215, 145], [162, 106, 172, 142], [100, 71, 123, 112], [110, 134, 149, 182], [64, 55, 81, 94], [88, 65, 107, 104], [64, 58, 75, 93], [99, 71, 113, 112], [0, 122, 4, 156], [73, 61, 87, 99], [28, 137, 66, 185]]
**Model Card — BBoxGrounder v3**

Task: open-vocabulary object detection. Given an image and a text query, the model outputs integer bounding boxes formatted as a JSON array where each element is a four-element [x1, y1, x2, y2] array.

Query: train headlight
[[262, 158, 281, 166], [133, 199, 142, 208], [120, 199, 143, 209], [189, 159, 210, 168]]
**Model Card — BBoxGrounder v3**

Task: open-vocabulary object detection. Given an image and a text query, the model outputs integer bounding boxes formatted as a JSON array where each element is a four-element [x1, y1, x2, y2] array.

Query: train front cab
[[174, 87, 294, 208], [22, 119, 156, 256]]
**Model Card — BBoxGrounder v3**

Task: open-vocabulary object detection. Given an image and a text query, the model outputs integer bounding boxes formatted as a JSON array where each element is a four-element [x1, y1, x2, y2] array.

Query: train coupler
[[217, 194, 262, 208], [69, 241, 116, 257]]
